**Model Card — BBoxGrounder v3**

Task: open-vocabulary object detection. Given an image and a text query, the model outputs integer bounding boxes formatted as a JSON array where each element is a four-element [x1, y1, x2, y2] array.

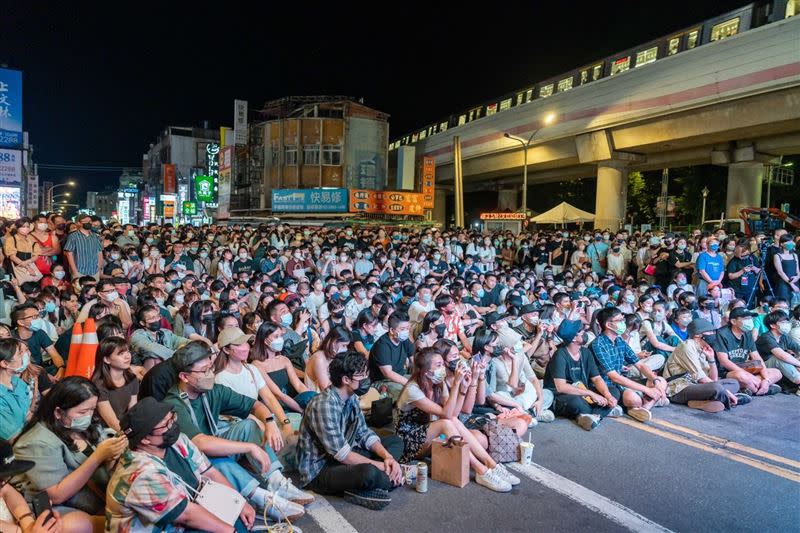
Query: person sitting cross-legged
[[755, 310, 800, 393], [544, 320, 623, 431], [297, 351, 404, 510]]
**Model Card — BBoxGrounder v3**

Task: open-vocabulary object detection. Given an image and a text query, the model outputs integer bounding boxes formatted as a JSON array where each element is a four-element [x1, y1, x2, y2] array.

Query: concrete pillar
[[594, 162, 628, 230], [433, 188, 447, 227], [498, 188, 518, 211], [726, 163, 763, 217]]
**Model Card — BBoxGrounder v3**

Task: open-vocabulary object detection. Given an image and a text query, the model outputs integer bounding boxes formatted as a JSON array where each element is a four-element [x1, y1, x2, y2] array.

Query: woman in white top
[[492, 340, 554, 419], [477, 238, 496, 273], [214, 327, 299, 439], [216, 248, 234, 283], [304, 279, 326, 319], [304, 326, 350, 392], [570, 240, 588, 267], [142, 246, 165, 275]]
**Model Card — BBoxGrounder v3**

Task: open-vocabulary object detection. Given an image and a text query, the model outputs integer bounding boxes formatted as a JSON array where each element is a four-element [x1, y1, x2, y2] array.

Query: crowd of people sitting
[[0, 212, 798, 531]]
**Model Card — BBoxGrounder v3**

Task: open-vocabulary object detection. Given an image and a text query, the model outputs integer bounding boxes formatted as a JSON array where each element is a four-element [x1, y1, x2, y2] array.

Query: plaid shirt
[[297, 386, 380, 486], [591, 333, 640, 385], [105, 433, 211, 533]]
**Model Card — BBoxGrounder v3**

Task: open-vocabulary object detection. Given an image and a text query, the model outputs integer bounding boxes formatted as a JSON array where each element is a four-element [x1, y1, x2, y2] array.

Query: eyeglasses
[[152, 412, 176, 433], [351, 373, 369, 381], [188, 366, 214, 376], [20, 314, 38, 321]]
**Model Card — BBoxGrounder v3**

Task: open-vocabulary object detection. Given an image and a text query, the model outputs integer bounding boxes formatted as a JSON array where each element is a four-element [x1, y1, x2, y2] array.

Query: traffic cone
[[64, 322, 83, 377], [73, 318, 98, 380]]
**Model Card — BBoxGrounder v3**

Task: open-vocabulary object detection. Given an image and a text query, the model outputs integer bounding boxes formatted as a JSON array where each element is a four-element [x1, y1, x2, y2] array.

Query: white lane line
[[508, 463, 673, 533], [303, 492, 360, 533]]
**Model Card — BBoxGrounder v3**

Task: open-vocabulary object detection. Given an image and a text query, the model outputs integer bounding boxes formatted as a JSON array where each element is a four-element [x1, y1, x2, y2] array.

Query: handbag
[[643, 264, 657, 276], [367, 396, 393, 428], [486, 419, 521, 463], [738, 359, 763, 375], [12, 262, 43, 283], [431, 436, 470, 488]]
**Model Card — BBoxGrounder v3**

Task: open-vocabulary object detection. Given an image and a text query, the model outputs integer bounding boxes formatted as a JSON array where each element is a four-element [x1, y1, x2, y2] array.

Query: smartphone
[[31, 491, 52, 518]]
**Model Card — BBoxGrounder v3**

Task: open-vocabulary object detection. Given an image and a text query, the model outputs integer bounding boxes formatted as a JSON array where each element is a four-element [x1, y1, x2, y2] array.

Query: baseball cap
[[217, 327, 254, 349], [120, 397, 174, 449], [519, 303, 541, 315], [172, 341, 214, 373], [687, 318, 716, 337], [556, 320, 582, 345], [484, 312, 509, 327], [729, 307, 757, 320]]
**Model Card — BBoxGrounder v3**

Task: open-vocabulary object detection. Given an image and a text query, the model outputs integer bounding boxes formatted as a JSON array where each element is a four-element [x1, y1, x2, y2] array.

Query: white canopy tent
[[530, 202, 595, 224]]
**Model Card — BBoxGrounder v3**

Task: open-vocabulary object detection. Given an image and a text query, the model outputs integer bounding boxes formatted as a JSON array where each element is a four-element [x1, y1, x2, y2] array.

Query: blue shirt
[[591, 334, 640, 385], [0, 376, 32, 440], [586, 241, 609, 274], [696, 252, 724, 282], [63, 230, 102, 275]]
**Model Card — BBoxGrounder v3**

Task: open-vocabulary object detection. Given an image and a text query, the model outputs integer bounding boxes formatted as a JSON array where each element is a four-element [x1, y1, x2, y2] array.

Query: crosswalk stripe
[[508, 462, 674, 533], [304, 493, 360, 533]]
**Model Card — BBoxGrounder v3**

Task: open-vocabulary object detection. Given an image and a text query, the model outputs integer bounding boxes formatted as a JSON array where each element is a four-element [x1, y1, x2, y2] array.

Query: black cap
[[687, 318, 716, 337], [120, 397, 174, 449], [172, 341, 213, 373], [557, 320, 583, 344], [484, 312, 508, 327], [0, 439, 34, 480], [519, 303, 541, 315], [282, 278, 298, 288], [729, 307, 757, 320]]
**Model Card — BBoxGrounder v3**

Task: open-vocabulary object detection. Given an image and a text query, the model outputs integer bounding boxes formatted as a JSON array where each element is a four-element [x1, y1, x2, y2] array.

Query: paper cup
[[519, 442, 534, 465]]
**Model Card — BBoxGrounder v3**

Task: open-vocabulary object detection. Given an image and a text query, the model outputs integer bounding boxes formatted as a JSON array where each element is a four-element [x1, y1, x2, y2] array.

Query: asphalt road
[[281, 392, 800, 533]]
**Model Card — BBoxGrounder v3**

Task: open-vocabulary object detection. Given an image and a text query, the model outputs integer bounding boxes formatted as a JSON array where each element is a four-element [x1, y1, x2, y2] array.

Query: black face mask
[[156, 423, 181, 449], [146, 320, 161, 332], [353, 377, 371, 396], [446, 359, 459, 372], [435, 324, 446, 337], [82, 223, 92, 230], [202, 314, 215, 324]]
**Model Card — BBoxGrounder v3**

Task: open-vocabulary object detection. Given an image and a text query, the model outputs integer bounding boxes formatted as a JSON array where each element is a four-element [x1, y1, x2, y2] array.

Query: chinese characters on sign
[[271, 188, 349, 212], [234, 100, 248, 146], [163, 164, 176, 193], [204, 143, 220, 206], [350, 189, 425, 215], [480, 212, 527, 220], [416, 157, 435, 209], [182, 201, 197, 216], [0, 149, 21, 186], [0, 68, 22, 148], [194, 175, 215, 203]]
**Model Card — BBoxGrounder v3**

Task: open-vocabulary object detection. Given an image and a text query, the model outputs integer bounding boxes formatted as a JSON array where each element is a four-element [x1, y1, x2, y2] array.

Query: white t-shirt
[[408, 301, 434, 325], [397, 381, 448, 419], [215, 363, 266, 400]]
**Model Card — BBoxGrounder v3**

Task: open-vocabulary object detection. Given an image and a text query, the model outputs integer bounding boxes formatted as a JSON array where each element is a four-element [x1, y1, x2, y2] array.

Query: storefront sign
[[350, 189, 425, 215], [0, 149, 21, 186], [480, 212, 527, 220], [0, 68, 23, 148], [272, 188, 348, 212]]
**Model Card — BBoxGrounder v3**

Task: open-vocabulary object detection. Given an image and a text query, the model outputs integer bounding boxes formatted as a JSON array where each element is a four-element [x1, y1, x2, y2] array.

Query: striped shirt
[[63, 230, 102, 275]]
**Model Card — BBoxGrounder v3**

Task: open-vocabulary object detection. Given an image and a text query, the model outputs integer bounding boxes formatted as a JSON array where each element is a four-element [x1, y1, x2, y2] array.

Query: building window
[[686, 30, 699, 49], [439, 121, 448, 132], [285, 145, 297, 166], [635, 46, 658, 67], [303, 144, 320, 165], [468, 107, 482, 121], [539, 84, 554, 98], [486, 103, 498, 116], [458, 114, 466, 126], [499, 98, 512, 111], [516, 92, 526, 105], [557, 77, 573, 92], [710, 18, 740, 41], [419, 130, 427, 140], [270, 146, 279, 166], [610, 56, 631, 76], [580, 69, 589, 85], [322, 145, 341, 165], [592, 64, 603, 80], [667, 37, 680, 56]]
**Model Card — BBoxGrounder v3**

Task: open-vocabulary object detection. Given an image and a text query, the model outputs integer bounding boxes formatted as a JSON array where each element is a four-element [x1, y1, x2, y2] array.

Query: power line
[[38, 163, 140, 172]]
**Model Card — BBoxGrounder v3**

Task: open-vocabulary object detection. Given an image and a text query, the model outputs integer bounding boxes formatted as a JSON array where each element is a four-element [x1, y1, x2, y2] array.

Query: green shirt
[[163, 384, 255, 439]]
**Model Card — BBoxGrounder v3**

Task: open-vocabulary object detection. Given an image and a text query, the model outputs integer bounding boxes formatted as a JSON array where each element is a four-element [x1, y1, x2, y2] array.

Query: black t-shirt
[[138, 360, 178, 401], [544, 346, 600, 391], [15, 329, 55, 370], [164, 446, 201, 491], [755, 332, 800, 362], [368, 333, 414, 382], [726, 255, 759, 295], [95, 378, 140, 420], [668, 249, 692, 277], [480, 285, 503, 307], [713, 326, 756, 370]]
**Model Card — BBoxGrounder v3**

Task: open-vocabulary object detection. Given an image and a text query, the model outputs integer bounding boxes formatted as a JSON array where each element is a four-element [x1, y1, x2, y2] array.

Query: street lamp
[[48, 181, 76, 211], [701, 186, 710, 226], [504, 113, 556, 215]]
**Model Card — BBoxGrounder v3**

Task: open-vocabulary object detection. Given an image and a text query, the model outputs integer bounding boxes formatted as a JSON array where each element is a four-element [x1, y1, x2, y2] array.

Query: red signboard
[[219, 147, 233, 172], [417, 157, 435, 209], [163, 164, 176, 193], [350, 189, 425, 215]]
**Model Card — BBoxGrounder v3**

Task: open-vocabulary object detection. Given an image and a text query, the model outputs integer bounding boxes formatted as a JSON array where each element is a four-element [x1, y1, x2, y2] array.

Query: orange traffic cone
[[64, 322, 83, 377], [73, 318, 98, 380]]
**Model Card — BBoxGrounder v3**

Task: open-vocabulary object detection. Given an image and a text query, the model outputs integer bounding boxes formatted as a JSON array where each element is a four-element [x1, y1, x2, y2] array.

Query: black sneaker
[[765, 384, 781, 396], [735, 393, 752, 406], [344, 488, 391, 510]]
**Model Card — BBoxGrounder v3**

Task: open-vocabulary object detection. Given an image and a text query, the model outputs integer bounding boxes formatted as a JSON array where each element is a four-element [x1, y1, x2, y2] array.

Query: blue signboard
[[272, 188, 348, 213], [0, 69, 22, 148]]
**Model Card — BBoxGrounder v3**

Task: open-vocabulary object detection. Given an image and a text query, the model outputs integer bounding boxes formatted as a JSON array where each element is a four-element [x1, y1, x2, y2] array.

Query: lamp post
[[48, 181, 76, 212], [504, 113, 556, 215], [701, 186, 709, 226]]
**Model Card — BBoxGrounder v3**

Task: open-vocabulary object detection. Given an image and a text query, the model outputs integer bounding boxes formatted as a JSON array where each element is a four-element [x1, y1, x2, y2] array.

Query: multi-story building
[[117, 168, 143, 224], [229, 96, 389, 212], [142, 125, 220, 224]]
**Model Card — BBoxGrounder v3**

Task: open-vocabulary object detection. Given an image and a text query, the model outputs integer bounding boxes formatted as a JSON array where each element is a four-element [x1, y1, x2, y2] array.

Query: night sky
[[3, 1, 750, 198]]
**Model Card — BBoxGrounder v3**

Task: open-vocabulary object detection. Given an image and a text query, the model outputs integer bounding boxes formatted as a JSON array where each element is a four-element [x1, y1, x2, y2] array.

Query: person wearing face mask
[[668, 308, 694, 342], [710, 307, 782, 396], [695, 238, 724, 297], [415, 310, 445, 350], [285, 247, 313, 282], [0, 338, 33, 441], [130, 305, 191, 371], [80, 279, 133, 331], [108, 397, 256, 532], [755, 310, 800, 391], [250, 320, 315, 414], [591, 308, 669, 423], [30, 214, 60, 276], [368, 312, 414, 401], [544, 320, 622, 431], [772, 234, 800, 303], [663, 319, 747, 412], [14, 377, 129, 531], [63, 213, 104, 280], [334, 251, 354, 281], [4, 218, 42, 284], [408, 284, 435, 332], [726, 242, 762, 302], [639, 300, 677, 362], [344, 282, 371, 328], [162, 343, 311, 522], [12, 303, 65, 379]]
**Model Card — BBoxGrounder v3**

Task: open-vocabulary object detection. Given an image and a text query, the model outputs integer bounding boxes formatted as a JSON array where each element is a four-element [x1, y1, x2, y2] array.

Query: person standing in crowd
[[695, 237, 724, 297], [63, 214, 103, 280], [773, 234, 799, 304]]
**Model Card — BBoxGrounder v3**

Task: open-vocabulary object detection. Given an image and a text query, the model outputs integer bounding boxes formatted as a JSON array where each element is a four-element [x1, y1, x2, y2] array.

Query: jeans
[[219, 418, 282, 481], [670, 379, 740, 407], [625, 354, 666, 380], [307, 435, 404, 495], [553, 393, 614, 419]]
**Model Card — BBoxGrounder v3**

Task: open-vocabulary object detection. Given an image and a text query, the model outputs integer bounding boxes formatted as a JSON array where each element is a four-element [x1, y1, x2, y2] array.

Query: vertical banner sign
[[234, 100, 248, 146], [205, 143, 220, 206], [26, 173, 39, 214], [417, 157, 435, 209], [217, 146, 233, 219], [163, 164, 176, 193], [194, 175, 215, 202], [0, 149, 21, 186], [0, 68, 23, 148]]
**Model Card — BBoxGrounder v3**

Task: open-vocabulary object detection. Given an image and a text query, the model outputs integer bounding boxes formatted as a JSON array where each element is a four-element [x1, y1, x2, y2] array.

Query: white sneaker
[[607, 406, 624, 418], [475, 467, 512, 493], [494, 463, 521, 485], [536, 409, 555, 423], [256, 491, 305, 522], [268, 472, 315, 505]]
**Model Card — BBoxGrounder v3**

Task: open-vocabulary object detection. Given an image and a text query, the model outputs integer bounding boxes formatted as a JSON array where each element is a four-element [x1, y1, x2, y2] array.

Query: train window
[[635, 46, 658, 67], [526, 89, 534, 101], [686, 29, 699, 49], [458, 114, 466, 126], [580, 70, 589, 85], [539, 84, 554, 98], [419, 130, 427, 140], [439, 121, 448, 132], [557, 77, 573, 92], [486, 103, 498, 116], [610, 56, 630, 76], [500, 98, 512, 111], [592, 64, 603, 80], [468, 107, 483, 121], [710, 18, 740, 41], [787, 0, 796, 17], [667, 37, 680, 56]]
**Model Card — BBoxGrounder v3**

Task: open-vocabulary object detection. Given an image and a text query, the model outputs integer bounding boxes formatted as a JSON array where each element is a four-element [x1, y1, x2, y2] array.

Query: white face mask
[[36, 223, 48, 231], [54, 270, 66, 280], [778, 322, 791, 335]]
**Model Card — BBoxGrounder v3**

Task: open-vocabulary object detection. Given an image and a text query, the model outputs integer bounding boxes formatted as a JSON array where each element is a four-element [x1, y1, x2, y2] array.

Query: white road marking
[[508, 462, 673, 533], [303, 492, 360, 533]]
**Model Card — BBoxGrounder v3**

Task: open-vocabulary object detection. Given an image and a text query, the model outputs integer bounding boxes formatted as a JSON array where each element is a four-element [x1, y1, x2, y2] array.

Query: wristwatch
[[264, 414, 275, 424], [281, 418, 291, 426]]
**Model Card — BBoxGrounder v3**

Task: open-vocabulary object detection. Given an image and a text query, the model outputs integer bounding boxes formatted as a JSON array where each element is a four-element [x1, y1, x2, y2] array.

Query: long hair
[[20, 376, 100, 451], [402, 347, 444, 410], [250, 321, 283, 362], [471, 327, 498, 358], [420, 310, 443, 335], [92, 336, 136, 391], [320, 326, 352, 360]]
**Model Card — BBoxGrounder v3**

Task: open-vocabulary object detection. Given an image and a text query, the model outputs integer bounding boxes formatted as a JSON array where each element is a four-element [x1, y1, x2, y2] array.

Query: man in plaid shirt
[[298, 352, 404, 510], [590, 307, 669, 423]]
